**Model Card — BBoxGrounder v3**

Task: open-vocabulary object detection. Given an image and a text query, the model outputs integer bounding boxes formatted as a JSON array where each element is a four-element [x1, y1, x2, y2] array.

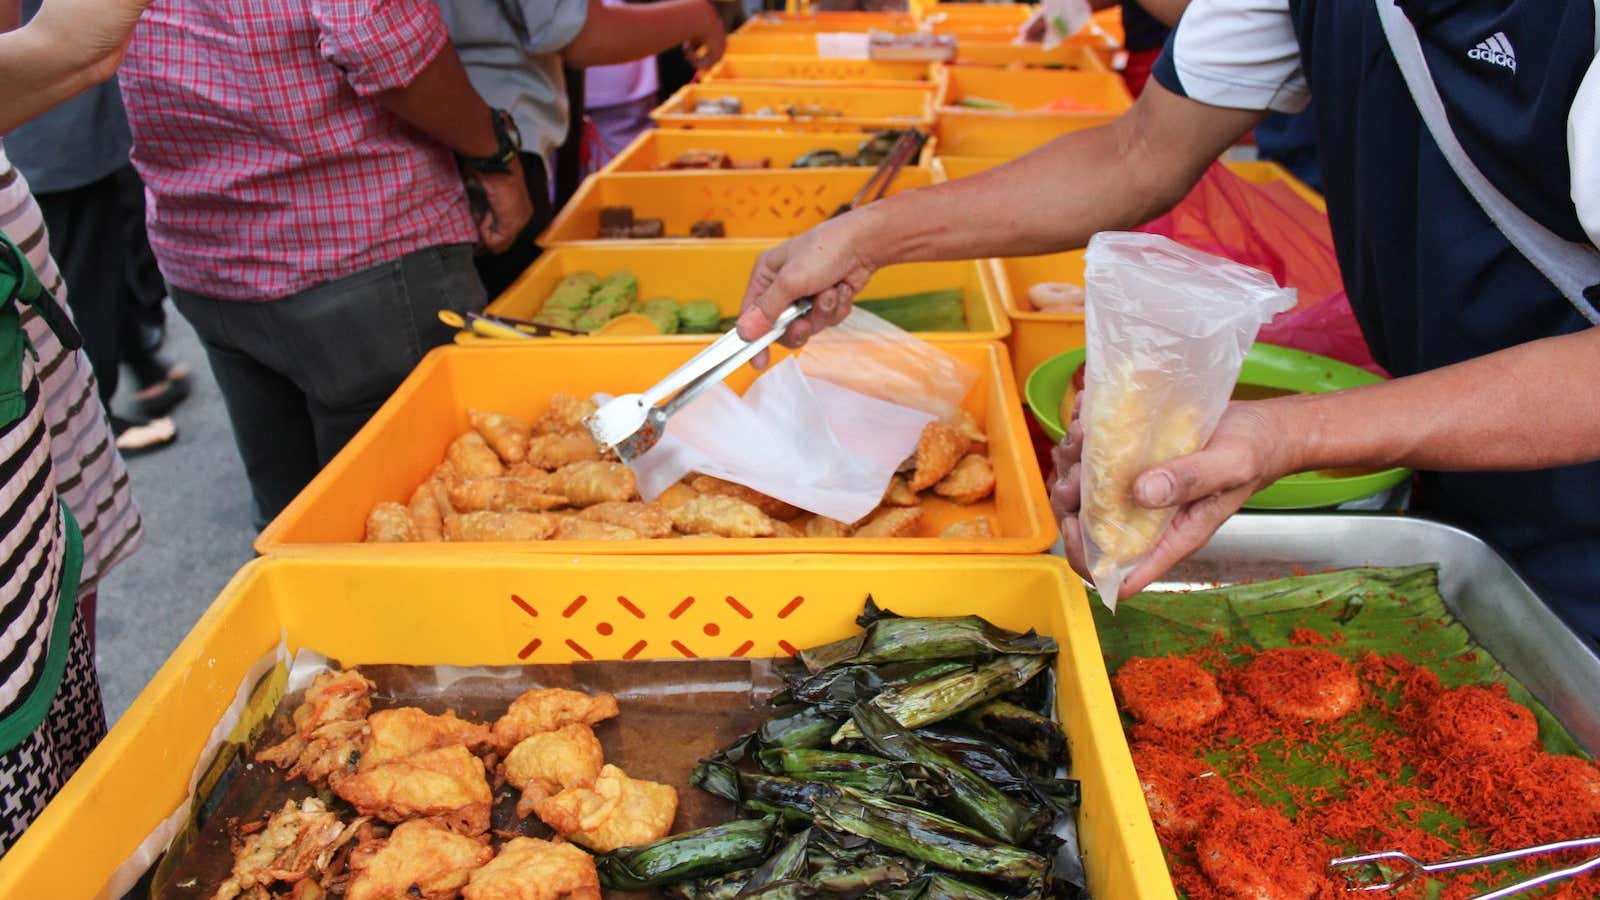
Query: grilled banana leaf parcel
[[799, 598, 1056, 673], [596, 816, 782, 890], [757, 748, 941, 800], [692, 759, 845, 824], [872, 873, 1028, 900], [831, 655, 1051, 743], [785, 660, 968, 714], [960, 700, 1068, 764]]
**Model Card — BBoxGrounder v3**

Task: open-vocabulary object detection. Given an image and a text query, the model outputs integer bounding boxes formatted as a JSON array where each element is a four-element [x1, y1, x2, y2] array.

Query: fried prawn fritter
[[522, 431, 602, 470], [933, 454, 996, 505], [909, 421, 970, 491], [1240, 648, 1361, 723], [462, 837, 601, 900], [948, 408, 987, 448], [552, 518, 638, 541], [1197, 806, 1327, 900], [669, 494, 775, 538], [444, 511, 556, 542], [213, 798, 365, 900], [535, 393, 597, 435], [364, 502, 417, 543], [552, 461, 636, 506], [359, 708, 492, 772], [1113, 656, 1225, 731], [534, 764, 678, 853], [469, 409, 532, 465], [653, 482, 698, 511], [503, 724, 606, 817], [577, 501, 672, 539], [854, 506, 922, 538], [335, 745, 493, 835], [880, 475, 919, 508], [447, 432, 506, 479], [257, 670, 375, 786], [345, 820, 493, 900], [430, 466, 458, 516], [1425, 684, 1538, 757], [689, 474, 801, 521], [803, 515, 853, 538], [448, 475, 568, 513], [492, 688, 620, 753], [409, 483, 444, 542], [939, 517, 994, 539]]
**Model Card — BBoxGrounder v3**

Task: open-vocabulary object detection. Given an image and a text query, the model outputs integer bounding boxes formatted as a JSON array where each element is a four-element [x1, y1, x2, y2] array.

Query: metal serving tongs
[[1329, 836, 1600, 900], [831, 129, 928, 218], [437, 309, 584, 340], [585, 299, 814, 463]]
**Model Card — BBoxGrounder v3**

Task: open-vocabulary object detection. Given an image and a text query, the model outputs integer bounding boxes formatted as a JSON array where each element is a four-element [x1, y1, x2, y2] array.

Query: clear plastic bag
[[1016, 0, 1092, 50], [622, 308, 976, 525], [1079, 233, 1295, 608]]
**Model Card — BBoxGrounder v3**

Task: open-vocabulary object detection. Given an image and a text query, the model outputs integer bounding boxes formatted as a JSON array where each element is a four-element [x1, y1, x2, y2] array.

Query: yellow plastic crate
[[473, 243, 1007, 345], [933, 156, 1327, 383], [725, 32, 825, 55], [0, 554, 1171, 900], [540, 166, 933, 246], [652, 83, 935, 133], [951, 41, 1109, 70], [934, 67, 1132, 156], [736, 11, 918, 33], [604, 129, 937, 174], [705, 55, 935, 86], [255, 342, 1053, 554]]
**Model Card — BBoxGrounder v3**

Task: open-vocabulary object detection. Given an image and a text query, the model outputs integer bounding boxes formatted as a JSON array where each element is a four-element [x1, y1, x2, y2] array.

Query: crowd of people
[[0, 0, 1596, 865]]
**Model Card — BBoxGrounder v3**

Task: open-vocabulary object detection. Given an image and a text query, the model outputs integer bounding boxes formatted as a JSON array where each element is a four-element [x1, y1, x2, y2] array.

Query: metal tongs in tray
[[831, 129, 928, 218], [585, 299, 814, 463], [1329, 835, 1600, 899]]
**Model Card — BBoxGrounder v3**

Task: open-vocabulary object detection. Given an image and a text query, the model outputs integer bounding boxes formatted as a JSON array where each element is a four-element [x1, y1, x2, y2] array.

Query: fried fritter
[[447, 432, 506, 479], [552, 461, 637, 506], [933, 454, 996, 505], [908, 421, 970, 491], [768, 518, 802, 539], [522, 431, 603, 470], [444, 511, 556, 542], [462, 837, 601, 900], [1113, 656, 1225, 731], [257, 670, 374, 786], [535, 394, 598, 436], [492, 688, 620, 753], [364, 502, 417, 543], [345, 819, 493, 900], [552, 518, 639, 541], [577, 501, 672, 539], [448, 476, 569, 513], [213, 798, 365, 900], [534, 764, 678, 853], [802, 515, 853, 538], [669, 494, 775, 538], [653, 482, 698, 511], [854, 506, 922, 538], [469, 409, 532, 465], [335, 745, 493, 836], [948, 408, 987, 448], [430, 466, 458, 516], [359, 708, 492, 772], [1240, 648, 1361, 723], [503, 724, 606, 817], [689, 474, 801, 521], [939, 517, 994, 539], [409, 483, 444, 542], [880, 475, 919, 508]]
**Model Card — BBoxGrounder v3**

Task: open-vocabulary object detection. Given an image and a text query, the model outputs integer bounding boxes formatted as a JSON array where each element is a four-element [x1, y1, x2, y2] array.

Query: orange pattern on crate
[[509, 592, 811, 660]]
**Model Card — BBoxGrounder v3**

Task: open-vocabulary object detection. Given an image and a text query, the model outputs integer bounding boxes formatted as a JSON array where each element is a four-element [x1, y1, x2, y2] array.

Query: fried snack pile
[[364, 395, 1001, 543], [233, 671, 667, 899]]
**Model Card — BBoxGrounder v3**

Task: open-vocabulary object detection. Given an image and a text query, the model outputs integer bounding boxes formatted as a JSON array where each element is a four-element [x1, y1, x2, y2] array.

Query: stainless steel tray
[[1151, 513, 1600, 754]]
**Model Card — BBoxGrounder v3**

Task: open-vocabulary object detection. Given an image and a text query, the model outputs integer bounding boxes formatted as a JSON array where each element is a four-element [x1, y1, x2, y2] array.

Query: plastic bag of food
[[1079, 233, 1295, 608]]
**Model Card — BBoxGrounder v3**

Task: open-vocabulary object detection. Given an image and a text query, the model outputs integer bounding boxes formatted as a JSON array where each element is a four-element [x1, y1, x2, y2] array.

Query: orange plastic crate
[[704, 55, 935, 86], [652, 83, 935, 133], [735, 11, 918, 33], [934, 67, 1133, 156], [256, 342, 1054, 555], [604, 129, 936, 174]]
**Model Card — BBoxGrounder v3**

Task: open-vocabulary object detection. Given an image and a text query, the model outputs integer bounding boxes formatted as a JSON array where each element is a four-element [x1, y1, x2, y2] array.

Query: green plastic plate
[[1024, 343, 1411, 510]]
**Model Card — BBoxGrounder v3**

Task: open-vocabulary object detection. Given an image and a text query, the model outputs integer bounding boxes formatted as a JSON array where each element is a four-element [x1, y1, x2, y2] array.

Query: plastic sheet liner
[[1079, 233, 1295, 609], [624, 309, 976, 525]]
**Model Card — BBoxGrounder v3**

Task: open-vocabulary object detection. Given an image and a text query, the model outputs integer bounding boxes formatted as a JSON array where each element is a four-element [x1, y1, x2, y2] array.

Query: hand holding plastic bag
[[1076, 233, 1295, 607]]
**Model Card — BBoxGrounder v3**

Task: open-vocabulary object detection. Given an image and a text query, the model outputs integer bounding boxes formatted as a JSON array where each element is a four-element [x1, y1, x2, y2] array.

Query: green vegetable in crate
[[831, 654, 1051, 743], [855, 290, 968, 333], [956, 96, 1014, 111], [801, 598, 1056, 672], [678, 298, 722, 333], [638, 298, 681, 334], [960, 699, 1068, 764], [595, 816, 782, 890]]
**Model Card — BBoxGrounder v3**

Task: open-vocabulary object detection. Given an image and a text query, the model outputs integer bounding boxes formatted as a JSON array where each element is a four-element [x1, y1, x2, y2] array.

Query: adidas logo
[[1467, 31, 1517, 72]]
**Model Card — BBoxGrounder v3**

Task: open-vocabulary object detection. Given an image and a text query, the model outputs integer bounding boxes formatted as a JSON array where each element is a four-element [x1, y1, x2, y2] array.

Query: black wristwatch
[[458, 108, 521, 175]]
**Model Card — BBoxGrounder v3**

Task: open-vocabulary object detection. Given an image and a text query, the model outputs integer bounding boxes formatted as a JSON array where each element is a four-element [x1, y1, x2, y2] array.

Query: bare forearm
[[0, 12, 124, 133], [376, 46, 497, 157], [1279, 329, 1600, 473], [563, 0, 715, 68]]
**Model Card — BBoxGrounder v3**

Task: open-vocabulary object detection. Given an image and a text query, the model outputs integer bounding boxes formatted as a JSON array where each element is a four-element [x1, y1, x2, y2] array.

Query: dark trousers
[[33, 165, 165, 405], [172, 244, 486, 527], [472, 151, 555, 300]]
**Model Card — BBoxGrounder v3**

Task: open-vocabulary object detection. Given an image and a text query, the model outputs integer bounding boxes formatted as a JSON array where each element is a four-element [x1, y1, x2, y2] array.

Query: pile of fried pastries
[[364, 393, 999, 543], [215, 668, 662, 900]]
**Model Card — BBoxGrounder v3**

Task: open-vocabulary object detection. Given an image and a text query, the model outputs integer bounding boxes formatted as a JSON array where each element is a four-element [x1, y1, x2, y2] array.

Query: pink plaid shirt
[[120, 0, 479, 301]]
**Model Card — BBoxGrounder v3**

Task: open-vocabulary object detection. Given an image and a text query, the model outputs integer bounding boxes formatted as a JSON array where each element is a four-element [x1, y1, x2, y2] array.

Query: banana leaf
[[785, 660, 969, 715], [758, 748, 943, 801], [832, 655, 1051, 743], [812, 791, 1049, 892], [870, 873, 1027, 900], [959, 700, 1068, 764], [596, 816, 782, 890], [693, 759, 845, 826], [736, 828, 814, 897], [915, 724, 1055, 783], [850, 702, 1050, 845], [800, 598, 1056, 673], [665, 869, 755, 900], [760, 708, 841, 751]]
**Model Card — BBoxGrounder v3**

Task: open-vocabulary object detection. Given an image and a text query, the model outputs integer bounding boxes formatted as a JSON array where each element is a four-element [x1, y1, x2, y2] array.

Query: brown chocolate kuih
[[690, 220, 726, 238], [629, 219, 666, 239]]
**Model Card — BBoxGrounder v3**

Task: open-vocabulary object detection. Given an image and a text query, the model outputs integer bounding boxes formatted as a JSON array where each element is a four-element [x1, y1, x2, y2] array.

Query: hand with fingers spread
[[1055, 400, 1300, 600], [734, 213, 878, 365]]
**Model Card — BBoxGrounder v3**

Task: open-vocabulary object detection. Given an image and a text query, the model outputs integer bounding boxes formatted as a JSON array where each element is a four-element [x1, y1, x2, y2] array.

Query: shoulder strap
[[1374, 0, 1600, 325], [0, 233, 80, 349]]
